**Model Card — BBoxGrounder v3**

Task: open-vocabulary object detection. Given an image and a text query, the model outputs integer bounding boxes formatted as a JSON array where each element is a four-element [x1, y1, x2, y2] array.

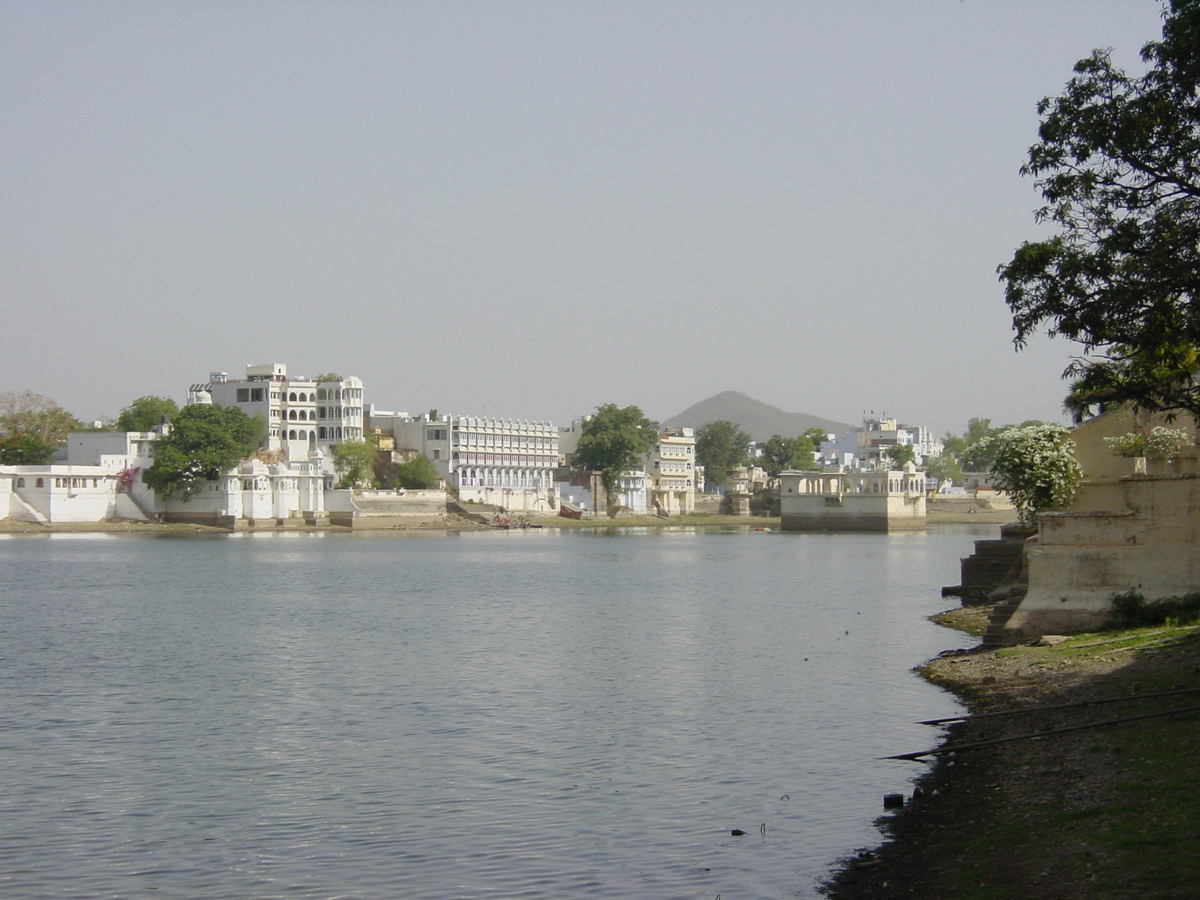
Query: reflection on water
[[0, 528, 985, 899]]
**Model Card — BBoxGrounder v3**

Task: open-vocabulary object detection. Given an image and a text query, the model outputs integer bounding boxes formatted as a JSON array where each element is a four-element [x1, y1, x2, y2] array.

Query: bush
[[1103, 426, 1191, 459], [978, 424, 1082, 524], [1107, 590, 1200, 629]]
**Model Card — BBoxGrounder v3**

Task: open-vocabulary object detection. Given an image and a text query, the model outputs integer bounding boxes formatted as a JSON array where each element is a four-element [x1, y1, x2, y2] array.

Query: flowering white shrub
[[976, 424, 1081, 524], [1103, 426, 1191, 459]]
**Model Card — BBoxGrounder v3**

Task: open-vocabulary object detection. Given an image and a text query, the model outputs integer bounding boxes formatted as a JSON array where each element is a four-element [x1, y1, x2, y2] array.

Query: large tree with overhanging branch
[[998, 0, 1200, 420]]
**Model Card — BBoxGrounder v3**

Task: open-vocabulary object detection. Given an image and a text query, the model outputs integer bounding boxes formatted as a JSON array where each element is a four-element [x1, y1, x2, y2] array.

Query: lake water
[[0, 527, 984, 899]]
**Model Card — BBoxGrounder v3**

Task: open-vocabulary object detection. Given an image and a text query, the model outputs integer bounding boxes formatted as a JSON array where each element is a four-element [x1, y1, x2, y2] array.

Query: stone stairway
[[982, 592, 1025, 648], [13, 496, 49, 526]]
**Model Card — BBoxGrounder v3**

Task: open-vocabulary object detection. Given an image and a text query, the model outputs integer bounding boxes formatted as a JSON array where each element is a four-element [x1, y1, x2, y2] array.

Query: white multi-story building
[[187, 363, 364, 465], [369, 410, 559, 513], [647, 427, 696, 515], [818, 415, 944, 469]]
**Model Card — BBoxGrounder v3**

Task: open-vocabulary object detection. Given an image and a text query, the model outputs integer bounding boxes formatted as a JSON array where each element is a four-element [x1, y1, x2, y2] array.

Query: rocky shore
[[821, 611, 1200, 899]]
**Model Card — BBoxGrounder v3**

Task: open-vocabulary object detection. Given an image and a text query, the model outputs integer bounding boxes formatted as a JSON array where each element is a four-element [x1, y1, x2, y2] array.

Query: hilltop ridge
[[660, 390, 852, 442]]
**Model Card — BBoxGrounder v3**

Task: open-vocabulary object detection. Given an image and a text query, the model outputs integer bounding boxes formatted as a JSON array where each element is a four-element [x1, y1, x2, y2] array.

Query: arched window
[[309, 432, 316, 447], [318, 427, 327, 439], [289, 392, 297, 401], [298, 430, 307, 440], [35, 478, 44, 488], [16, 478, 25, 488], [298, 392, 307, 402], [289, 430, 297, 440], [289, 410, 297, 420]]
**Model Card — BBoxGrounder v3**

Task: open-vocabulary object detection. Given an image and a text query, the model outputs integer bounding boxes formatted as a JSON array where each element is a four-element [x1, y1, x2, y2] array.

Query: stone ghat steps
[[983, 597, 1024, 648]]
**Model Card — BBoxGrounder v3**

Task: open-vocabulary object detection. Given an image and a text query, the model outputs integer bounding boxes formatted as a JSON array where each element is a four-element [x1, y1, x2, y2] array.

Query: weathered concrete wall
[[780, 493, 925, 531], [326, 489, 447, 528], [1007, 446, 1200, 638]]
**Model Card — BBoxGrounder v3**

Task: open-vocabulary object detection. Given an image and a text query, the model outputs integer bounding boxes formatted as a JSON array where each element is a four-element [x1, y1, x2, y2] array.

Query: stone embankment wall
[[326, 489, 447, 529], [1006, 440, 1199, 639]]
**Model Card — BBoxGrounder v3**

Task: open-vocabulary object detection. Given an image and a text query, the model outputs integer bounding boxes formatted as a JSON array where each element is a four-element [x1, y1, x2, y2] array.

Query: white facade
[[158, 457, 327, 527], [818, 416, 944, 468], [647, 428, 696, 515], [779, 464, 927, 531], [371, 412, 559, 513], [188, 363, 364, 466], [2, 430, 328, 528], [553, 470, 648, 516]]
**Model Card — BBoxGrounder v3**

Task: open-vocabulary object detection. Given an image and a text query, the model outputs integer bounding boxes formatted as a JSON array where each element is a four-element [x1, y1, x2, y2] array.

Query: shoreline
[[0, 501, 1013, 535], [821, 610, 1200, 898]]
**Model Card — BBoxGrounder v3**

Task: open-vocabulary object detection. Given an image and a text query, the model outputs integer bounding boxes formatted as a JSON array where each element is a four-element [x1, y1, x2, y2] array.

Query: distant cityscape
[[2, 361, 967, 529]]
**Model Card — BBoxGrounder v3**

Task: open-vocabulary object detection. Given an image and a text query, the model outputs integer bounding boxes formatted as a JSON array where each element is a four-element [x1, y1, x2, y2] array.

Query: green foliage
[[761, 431, 823, 475], [573, 404, 659, 500], [923, 453, 963, 486], [0, 432, 56, 464], [116, 395, 178, 432], [392, 454, 439, 489], [312, 373, 343, 382], [941, 432, 968, 459], [977, 423, 1082, 523], [143, 404, 265, 498], [885, 443, 917, 467], [695, 420, 752, 485], [332, 439, 379, 488], [1104, 426, 1192, 459], [999, 2, 1200, 418], [1107, 590, 1200, 629], [0, 390, 82, 446]]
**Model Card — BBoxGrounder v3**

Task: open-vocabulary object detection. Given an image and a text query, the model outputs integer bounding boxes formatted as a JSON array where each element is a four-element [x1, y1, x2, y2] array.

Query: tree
[[116, 395, 178, 432], [923, 453, 963, 487], [312, 373, 343, 382], [975, 424, 1082, 524], [392, 454, 439, 489], [332, 439, 379, 489], [573, 404, 659, 512], [885, 443, 918, 468], [761, 433, 820, 475], [998, 0, 1200, 418], [695, 420, 752, 486], [143, 405, 265, 498], [941, 432, 968, 460], [0, 390, 82, 446], [0, 433, 56, 465]]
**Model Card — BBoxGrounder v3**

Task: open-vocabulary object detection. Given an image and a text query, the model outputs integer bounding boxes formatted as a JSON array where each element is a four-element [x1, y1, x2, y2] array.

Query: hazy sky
[[2, 1, 1169, 436]]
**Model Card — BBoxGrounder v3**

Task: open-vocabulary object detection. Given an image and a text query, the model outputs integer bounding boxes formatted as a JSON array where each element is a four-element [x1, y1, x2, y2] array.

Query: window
[[16, 478, 24, 488], [251, 388, 264, 402], [35, 478, 44, 488], [236, 388, 250, 402]]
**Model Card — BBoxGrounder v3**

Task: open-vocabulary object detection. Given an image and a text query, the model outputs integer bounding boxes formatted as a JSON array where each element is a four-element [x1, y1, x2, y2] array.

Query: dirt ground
[[821, 619, 1200, 899]]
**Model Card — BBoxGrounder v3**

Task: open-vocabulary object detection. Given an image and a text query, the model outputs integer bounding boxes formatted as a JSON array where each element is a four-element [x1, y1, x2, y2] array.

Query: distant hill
[[661, 391, 853, 442]]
